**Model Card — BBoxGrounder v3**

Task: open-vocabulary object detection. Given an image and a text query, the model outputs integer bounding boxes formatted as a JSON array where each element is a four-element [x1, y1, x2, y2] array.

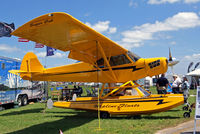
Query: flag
[[46, 46, 56, 56], [194, 62, 200, 71], [18, 38, 29, 42], [35, 43, 44, 48], [0, 22, 15, 37], [59, 129, 63, 134], [187, 62, 194, 73]]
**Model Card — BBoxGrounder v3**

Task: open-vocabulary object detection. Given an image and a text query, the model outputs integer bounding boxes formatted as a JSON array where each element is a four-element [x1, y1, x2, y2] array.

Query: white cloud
[[129, 0, 138, 7], [120, 12, 200, 49], [0, 44, 20, 52], [184, 53, 200, 60], [85, 21, 117, 34], [170, 41, 176, 45], [51, 52, 67, 58], [108, 27, 117, 34], [36, 52, 46, 58], [36, 52, 66, 58], [148, 0, 200, 4], [117, 41, 143, 49], [84, 13, 90, 17], [129, 0, 134, 6], [184, 0, 200, 3], [148, 0, 180, 4], [173, 53, 200, 74]]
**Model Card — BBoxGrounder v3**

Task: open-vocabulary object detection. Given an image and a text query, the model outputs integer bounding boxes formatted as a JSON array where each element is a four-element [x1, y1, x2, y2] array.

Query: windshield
[[127, 51, 141, 62]]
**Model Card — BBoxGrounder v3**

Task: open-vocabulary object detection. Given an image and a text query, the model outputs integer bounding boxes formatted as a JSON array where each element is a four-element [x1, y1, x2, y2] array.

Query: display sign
[[195, 86, 200, 119]]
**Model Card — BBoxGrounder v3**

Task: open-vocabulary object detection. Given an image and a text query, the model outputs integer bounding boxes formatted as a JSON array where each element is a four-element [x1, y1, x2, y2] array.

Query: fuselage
[[20, 51, 168, 83]]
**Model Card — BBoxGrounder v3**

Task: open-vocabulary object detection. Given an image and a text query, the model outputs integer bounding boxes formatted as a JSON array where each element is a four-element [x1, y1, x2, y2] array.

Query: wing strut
[[97, 41, 118, 82]]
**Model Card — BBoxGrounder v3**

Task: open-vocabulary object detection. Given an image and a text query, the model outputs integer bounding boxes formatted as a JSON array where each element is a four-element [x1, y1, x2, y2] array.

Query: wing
[[11, 12, 128, 64]]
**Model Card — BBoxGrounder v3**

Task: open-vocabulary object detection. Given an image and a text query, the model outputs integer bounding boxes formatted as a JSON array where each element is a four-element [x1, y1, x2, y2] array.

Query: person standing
[[156, 74, 170, 94], [172, 74, 182, 94], [181, 76, 190, 103]]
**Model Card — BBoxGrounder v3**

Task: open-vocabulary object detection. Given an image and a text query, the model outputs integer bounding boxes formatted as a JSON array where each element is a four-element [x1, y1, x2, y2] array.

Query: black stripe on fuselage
[[66, 98, 169, 105], [44, 66, 143, 76]]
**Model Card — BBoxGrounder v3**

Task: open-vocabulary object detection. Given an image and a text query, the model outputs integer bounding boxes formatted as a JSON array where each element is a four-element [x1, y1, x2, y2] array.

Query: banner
[[35, 43, 44, 48], [0, 22, 15, 37], [195, 86, 200, 119], [18, 38, 29, 42]]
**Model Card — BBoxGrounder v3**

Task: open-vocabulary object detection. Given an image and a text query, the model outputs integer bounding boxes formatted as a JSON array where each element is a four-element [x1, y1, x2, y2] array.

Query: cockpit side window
[[96, 58, 104, 67], [96, 54, 131, 67], [109, 54, 131, 66], [127, 51, 141, 62]]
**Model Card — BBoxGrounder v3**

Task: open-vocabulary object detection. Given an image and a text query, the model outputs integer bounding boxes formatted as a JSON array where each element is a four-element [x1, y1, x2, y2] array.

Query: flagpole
[[43, 46, 55, 113], [96, 41, 101, 131]]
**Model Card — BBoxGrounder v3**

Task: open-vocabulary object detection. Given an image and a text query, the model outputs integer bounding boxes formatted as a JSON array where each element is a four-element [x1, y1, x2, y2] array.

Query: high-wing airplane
[[9, 12, 186, 118]]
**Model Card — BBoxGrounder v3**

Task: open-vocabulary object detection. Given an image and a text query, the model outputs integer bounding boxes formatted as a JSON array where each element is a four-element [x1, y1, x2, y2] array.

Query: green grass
[[0, 87, 196, 134]]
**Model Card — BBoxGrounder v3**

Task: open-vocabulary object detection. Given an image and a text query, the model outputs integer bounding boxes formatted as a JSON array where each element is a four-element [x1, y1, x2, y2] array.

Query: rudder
[[20, 52, 44, 72]]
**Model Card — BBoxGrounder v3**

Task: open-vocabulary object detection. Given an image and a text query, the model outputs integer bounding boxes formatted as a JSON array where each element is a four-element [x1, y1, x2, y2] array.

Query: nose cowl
[[145, 57, 168, 77]]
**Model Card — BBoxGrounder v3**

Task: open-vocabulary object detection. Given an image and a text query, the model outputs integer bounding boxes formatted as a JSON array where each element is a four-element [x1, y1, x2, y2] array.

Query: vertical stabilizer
[[20, 52, 44, 72]]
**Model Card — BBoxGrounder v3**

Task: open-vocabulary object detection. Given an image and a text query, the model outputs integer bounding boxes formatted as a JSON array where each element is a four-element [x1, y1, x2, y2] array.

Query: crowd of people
[[156, 74, 190, 101]]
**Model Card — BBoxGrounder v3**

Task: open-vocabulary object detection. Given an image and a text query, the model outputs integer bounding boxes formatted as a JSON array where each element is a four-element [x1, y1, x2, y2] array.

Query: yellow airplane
[[9, 12, 185, 118]]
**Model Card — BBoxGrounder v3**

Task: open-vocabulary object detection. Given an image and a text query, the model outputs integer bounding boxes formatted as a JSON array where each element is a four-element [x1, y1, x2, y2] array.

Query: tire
[[100, 112, 110, 119], [22, 95, 28, 106], [183, 112, 190, 118], [17, 96, 22, 106], [182, 106, 188, 111]]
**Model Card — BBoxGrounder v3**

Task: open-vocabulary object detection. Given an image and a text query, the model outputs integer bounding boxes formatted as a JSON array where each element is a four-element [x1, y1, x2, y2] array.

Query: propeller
[[168, 48, 179, 67]]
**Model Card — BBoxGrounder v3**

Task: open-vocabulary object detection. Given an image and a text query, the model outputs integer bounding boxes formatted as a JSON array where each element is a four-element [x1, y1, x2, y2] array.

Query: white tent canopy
[[186, 69, 200, 76]]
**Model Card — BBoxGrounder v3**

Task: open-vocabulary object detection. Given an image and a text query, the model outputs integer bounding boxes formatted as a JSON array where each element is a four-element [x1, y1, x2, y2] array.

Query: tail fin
[[9, 52, 44, 77], [20, 52, 44, 72]]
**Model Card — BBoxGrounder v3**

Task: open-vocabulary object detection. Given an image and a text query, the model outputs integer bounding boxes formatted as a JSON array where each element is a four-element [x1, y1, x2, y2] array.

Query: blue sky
[[0, 0, 200, 75]]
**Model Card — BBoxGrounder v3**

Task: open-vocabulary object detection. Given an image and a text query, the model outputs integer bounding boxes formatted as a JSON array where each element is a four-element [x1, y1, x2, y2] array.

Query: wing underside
[[11, 12, 128, 64]]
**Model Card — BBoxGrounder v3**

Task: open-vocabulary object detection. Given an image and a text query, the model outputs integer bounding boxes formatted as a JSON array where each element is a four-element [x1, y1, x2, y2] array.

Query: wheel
[[132, 115, 142, 119], [22, 95, 28, 106], [100, 112, 110, 119], [17, 96, 22, 106], [183, 112, 190, 118], [182, 106, 188, 111]]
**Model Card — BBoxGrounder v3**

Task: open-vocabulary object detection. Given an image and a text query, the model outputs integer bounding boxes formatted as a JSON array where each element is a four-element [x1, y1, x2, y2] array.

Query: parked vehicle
[[0, 56, 43, 109]]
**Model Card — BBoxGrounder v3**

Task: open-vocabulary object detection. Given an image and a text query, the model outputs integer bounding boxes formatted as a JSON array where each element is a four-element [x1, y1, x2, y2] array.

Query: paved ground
[[155, 120, 200, 134]]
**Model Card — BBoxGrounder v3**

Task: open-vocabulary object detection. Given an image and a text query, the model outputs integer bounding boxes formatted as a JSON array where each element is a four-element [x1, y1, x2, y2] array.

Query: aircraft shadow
[[180, 131, 200, 134], [0, 108, 43, 116], [165, 109, 181, 112], [7, 111, 96, 134], [142, 115, 180, 119], [110, 115, 180, 120]]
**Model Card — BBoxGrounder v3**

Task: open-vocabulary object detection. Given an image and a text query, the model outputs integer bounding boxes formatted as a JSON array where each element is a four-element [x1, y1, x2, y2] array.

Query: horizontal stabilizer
[[9, 70, 27, 75], [8, 52, 45, 81]]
